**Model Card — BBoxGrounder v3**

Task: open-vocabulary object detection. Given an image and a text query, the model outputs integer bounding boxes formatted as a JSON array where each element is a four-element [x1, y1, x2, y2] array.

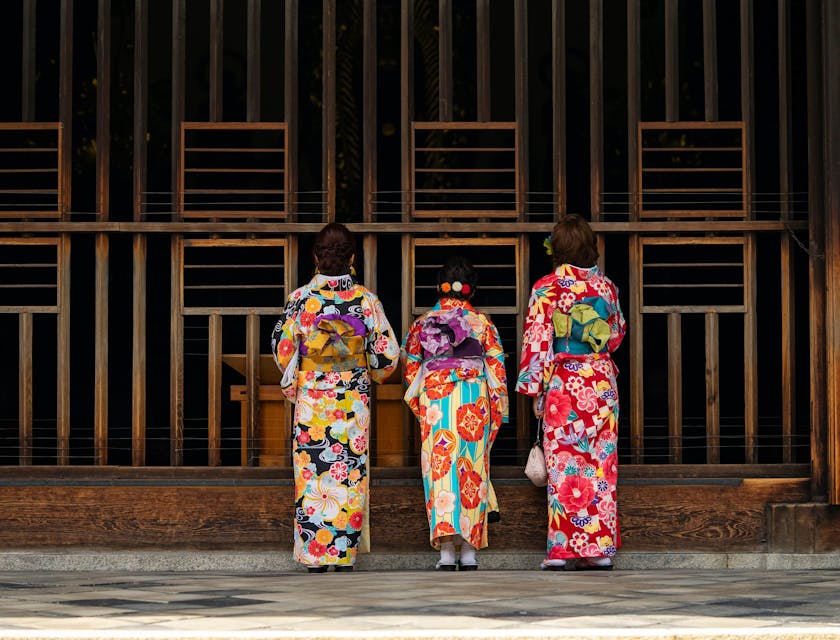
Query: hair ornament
[[543, 236, 553, 256], [461, 283, 471, 294], [440, 282, 452, 293], [451, 281, 463, 293]]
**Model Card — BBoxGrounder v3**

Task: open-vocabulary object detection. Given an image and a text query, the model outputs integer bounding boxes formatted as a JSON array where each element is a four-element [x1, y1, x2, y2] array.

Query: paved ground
[[0, 568, 839, 639]]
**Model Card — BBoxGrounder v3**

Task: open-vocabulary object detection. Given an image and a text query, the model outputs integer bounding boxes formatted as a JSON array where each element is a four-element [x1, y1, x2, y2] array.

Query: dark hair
[[313, 223, 355, 276], [437, 255, 478, 300], [550, 213, 599, 268]]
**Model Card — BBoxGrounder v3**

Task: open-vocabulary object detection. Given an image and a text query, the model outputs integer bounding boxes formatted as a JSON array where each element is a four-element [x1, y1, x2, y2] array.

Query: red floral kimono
[[516, 264, 626, 561]]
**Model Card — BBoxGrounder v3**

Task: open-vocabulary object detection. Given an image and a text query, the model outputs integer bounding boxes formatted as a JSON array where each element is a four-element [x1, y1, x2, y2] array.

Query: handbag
[[524, 436, 548, 487]]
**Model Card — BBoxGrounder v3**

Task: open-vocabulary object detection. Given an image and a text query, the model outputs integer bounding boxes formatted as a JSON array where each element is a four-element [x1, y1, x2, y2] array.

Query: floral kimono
[[402, 298, 508, 550], [516, 264, 626, 561], [270, 273, 399, 567]]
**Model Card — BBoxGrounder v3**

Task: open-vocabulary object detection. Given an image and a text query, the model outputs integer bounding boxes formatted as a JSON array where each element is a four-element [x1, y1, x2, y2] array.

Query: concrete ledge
[[2, 550, 840, 572]]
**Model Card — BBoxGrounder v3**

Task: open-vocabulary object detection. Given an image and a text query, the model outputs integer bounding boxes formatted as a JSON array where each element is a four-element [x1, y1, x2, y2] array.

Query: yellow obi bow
[[552, 298, 611, 353], [301, 314, 367, 371]]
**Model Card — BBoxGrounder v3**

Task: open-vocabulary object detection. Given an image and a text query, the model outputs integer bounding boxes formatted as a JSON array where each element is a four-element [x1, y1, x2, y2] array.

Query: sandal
[[458, 561, 478, 571], [539, 559, 567, 571], [334, 566, 354, 572], [307, 566, 328, 574], [435, 560, 457, 571], [574, 557, 613, 571]]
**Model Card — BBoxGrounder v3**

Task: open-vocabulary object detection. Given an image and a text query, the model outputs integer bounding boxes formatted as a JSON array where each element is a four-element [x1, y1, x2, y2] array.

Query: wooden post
[[209, 0, 223, 122], [515, 0, 528, 222], [170, 235, 184, 466], [664, 0, 679, 122], [702, 0, 718, 121], [667, 313, 682, 464], [553, 0, 566, 218], [476, 0, 490, 122], [705, 312, 720, 464], [245, 313, 261, 466], [208, 314, 222, 466], [323, 0, 336, 222], [22, 0, 36, 121], [246, 0, 261, 123], [438, 0, 453, 121], [19, 313, 33, 465], [401, 0, 414, 222], [285, 0, 299, 220]]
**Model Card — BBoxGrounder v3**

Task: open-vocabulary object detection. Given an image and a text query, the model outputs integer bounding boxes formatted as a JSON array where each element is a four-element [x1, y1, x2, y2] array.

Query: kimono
[[270, 273, 399, 567], [516, 264, 626, 561], [402, 298, 509, 550]]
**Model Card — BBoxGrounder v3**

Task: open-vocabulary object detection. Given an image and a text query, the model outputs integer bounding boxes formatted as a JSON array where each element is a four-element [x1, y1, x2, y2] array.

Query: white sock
[[542, 558, 566, 567], [587, 556, 612, 566], [439, 540, 456, 565], [459, 538, 477, 566]]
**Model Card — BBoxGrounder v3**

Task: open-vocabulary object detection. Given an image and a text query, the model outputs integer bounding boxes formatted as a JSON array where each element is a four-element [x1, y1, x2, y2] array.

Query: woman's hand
[[532, 394, 545, 419]]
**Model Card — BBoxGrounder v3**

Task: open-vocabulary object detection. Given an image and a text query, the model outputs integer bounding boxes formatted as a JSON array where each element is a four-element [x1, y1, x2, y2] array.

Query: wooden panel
[[375, 384, 405, 467], [0, 478, 808, 550], [0, 124, 62, 220]]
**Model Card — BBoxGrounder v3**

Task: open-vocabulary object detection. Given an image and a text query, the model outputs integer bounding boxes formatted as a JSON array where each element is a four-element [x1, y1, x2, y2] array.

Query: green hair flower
[[543, 236, 553, 256]]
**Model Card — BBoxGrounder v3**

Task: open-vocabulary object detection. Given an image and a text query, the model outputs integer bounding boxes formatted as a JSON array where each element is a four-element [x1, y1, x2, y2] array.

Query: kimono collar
[[435, 297, 475, 313], [555, 263, 600, 281], [310, 273, 357, 292]]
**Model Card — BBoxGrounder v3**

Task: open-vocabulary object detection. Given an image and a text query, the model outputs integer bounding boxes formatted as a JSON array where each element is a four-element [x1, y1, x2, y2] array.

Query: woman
[[270, 223, 399, 572], [517, 214, 626, 571], [402, 256, 508, 570]]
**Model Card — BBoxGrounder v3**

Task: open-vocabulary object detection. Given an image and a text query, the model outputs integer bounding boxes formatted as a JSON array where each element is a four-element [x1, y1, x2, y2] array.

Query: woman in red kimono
[[516, 214, 626, 571]]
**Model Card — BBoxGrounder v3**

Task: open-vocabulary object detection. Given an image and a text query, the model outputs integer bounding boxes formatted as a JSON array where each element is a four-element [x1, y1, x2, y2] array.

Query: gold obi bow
[[301, 316, 367, 371]]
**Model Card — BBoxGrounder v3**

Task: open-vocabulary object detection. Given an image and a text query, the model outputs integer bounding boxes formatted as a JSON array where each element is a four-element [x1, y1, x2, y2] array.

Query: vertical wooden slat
[[94, 0, 111, 466], [18, 313, 33, 466], [172, 0, 185, 218], [132, 234, 146, 467], [401, 0, 414, 222], [209, 0, 223, 122], [627, 0, 643, 464], [514, 0, 528, 221], [245, 313, 261, 466], [778, 0, 795, 464], [208, 314, 222, 467], [705, 311, 720, 464], [438, 0, 453, 121], [400, 234, 413, 463], [60, 0, 72, 221], [702, 0, 718, 121], [57, 234, 70, 465], [740, 0, 757, 464], [806, 0, 826, 500], [823, 0, 840, 505], [664, 0, 679, 122], [246, 0, 261, 122], [94, 234, 108, 465], [132, 0, 148, 467], [589, 0, 602, 227], [323, 0, 336, 222], [363, 0, 376, 222], [285, 0, 299, 220], [552, 0, 566, 217], [170, 235, 184, 466], [667, 312, 682, 464], [22, 0, 36, 121], [476, 0, 490, 122], [516, 234, 530, 463]]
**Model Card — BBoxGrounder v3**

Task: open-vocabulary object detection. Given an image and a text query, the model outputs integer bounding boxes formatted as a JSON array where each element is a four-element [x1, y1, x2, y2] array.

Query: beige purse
[[524, 437, 548, 487]]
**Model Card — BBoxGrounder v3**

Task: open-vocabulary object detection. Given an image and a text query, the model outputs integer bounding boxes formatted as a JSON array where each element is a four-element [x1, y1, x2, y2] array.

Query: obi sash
[[300, 314, 368, 372], [551, 296, 611, 355]]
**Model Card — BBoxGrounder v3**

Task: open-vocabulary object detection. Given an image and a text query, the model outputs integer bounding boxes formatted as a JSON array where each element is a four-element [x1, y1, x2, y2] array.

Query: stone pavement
[[0, 567, 839, 640]]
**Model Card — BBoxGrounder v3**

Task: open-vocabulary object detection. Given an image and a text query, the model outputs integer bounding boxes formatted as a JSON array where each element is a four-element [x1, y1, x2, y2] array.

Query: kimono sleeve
[[516, 284, 554, 397], [270, 295, 302, 401], [365, 294, 400, 384], [605, 280, 627, 354], [482, 317, 509, 436], [401, 319, 424, 419]]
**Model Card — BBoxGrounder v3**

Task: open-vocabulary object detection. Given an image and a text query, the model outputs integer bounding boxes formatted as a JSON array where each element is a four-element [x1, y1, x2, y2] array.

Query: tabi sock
[[439, 540, 456, 565], [458, 538, 477, 566]]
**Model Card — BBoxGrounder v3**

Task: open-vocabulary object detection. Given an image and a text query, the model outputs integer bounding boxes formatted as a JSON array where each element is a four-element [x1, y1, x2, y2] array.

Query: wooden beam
[[664, 0, 679, 122], [285, 0, 299, 221], [132, 234, 147, 467], [208, 314, 222, 467], [323, 0, 336, 222], [209, 0, 223, 122], [667, 313, 682, 464], [705, 312, 720, 464], [363, 0, 376, 222], [245, 314, 261, 466], [778, 0, 795, 464], [823, 0, 840, 504], [589, 0, 602, 223], [401, 0, 414, 222], [515, 0, 528, 221], [702, 0, 718, 121], [18, 313, 33, 465], [553, 0, 566, 217], [476, 0, 490, 122], [806, 0, 827, 500], [246, 0, 261, 123], [172, 0, 185, 218], [438, 0, 453, 121], [57, 235, 71, 465], [22, 0, 36, 121], [170, 235, 184, 466]]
